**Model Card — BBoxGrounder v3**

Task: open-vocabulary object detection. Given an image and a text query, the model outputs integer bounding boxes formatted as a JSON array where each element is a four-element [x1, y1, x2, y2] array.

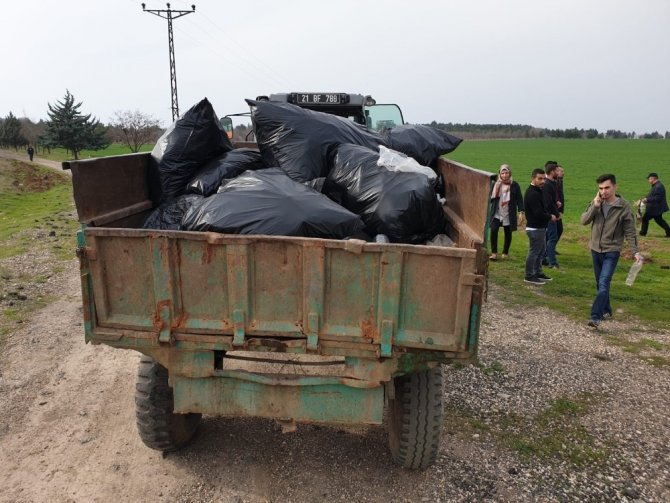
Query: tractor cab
[[221, 92, 404, 139]]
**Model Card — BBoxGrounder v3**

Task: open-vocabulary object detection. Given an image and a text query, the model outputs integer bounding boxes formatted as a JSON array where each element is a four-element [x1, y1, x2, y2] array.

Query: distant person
[[524, 168, 555, 284], [27, 145, 34, 162], [580, 173, 641, 328], [542, 161, 561, 268], [640, 172, 670, 237], [555, 165, 565, 250], [489, 164, 524, 260]]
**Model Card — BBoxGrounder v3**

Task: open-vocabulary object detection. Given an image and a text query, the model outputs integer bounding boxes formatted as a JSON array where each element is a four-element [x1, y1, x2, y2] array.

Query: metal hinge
[[380, 320, 393, 357], [307, 312, 319, 352], [232, 309, 246, 347]]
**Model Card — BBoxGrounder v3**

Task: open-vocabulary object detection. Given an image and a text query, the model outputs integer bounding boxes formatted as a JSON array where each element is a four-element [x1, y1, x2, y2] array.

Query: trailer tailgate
[[81, 228, 483, 355]]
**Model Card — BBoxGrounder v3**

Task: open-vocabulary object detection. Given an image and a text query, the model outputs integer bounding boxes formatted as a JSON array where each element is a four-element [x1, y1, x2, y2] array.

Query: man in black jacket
[[524, 168, 556, 284], [640, 172, 670, 237], [542, 161, 562, 267]]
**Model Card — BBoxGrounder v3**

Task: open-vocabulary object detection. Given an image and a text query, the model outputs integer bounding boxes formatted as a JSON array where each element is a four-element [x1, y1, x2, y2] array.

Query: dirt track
[[0, 260, 437, 503], [0, 149, 64, 172]]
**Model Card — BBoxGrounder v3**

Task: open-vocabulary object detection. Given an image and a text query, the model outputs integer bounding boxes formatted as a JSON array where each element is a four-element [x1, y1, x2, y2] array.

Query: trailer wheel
[[135, 355, 201, 451], [387, 365, 444, 469]]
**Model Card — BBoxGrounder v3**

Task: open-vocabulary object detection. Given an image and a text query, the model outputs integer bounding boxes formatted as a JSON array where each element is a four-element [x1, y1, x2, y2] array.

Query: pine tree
[[44, 90, 110, 160], [0, 111, 28, 149]]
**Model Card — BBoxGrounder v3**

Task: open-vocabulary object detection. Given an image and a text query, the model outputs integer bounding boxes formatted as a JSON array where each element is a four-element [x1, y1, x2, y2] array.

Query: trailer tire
[[135, 355, 201, 451], [387, 365, 444, 469]]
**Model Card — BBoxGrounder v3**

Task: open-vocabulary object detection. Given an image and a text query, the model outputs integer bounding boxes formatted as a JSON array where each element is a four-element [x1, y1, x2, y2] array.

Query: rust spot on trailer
[[152, 299, 172, 331], [360, 309, 378, 343], [174, 309, 188, 329], [203, 244, 213, 265]]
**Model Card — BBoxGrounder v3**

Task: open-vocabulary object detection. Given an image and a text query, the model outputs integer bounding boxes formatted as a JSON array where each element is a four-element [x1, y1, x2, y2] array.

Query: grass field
[[37, 143, 153, 162], [449, 139, 670, 327]]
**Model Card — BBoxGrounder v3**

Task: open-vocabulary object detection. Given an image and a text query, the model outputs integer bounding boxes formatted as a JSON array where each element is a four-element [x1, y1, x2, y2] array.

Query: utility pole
[[142, 3, 195, 122]]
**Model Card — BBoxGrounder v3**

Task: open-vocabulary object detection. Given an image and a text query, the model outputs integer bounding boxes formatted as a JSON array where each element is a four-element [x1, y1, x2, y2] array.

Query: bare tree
[[111, 110, 162, 153]]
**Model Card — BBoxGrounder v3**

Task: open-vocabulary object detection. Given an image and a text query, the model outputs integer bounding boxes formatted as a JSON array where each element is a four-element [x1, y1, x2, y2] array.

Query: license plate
[[295, 93, 342, 105]]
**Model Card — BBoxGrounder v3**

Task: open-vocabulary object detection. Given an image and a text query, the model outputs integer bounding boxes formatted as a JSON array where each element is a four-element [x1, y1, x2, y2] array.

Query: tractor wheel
[[387, 365, 444, 469], [135, 355, 201, 451]]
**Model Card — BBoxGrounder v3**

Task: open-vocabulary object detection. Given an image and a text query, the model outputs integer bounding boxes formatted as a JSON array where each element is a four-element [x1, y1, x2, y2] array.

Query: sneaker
[[588, 319, 601, 328], [548, 264, 560, 269], [524, 276, 545, 285], [489, 253, 498, 260], [537, 273, 553, 281], [602, 312, 612, 320], [501, 254, 509, 259], [639, 232, 646, 236]]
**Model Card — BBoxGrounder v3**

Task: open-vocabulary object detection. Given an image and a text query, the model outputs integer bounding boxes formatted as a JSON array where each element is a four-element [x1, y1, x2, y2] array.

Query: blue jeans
[[545, 221, 559, 266], [525, 229, 547, 278], [591, 251, 620, 321]]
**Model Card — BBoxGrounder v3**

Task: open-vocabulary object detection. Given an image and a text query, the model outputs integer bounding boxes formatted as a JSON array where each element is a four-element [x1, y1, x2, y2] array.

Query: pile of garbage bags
[[144, 97, 462, 243]]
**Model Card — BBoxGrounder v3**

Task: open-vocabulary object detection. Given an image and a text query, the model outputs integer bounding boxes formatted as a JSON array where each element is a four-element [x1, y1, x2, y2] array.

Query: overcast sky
[[3, 0, 668, 133]]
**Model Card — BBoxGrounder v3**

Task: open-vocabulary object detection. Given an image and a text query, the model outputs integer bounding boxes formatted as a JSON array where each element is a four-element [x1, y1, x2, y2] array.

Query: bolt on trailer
[[64, 94, 494, 469]]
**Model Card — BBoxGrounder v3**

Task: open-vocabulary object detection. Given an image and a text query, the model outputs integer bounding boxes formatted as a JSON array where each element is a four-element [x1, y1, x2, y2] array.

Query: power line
[[142, 2, 195, 121]]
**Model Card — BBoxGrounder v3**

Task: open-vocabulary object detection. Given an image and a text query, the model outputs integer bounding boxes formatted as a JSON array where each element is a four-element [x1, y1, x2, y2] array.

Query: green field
[[449, 139, 670, 327], [37, 143, 153, 162]]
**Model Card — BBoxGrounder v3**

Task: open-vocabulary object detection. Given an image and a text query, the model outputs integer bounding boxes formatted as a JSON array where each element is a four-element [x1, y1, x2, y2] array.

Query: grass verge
[[445, 393, 610, 468], [0, 159, 77, 259], [1, 157, 77, 350], [604, 336, 669, 367]]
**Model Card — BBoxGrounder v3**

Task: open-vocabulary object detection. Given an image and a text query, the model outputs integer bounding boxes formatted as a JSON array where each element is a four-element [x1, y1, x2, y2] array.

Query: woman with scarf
[[489, 164, 524, 260]]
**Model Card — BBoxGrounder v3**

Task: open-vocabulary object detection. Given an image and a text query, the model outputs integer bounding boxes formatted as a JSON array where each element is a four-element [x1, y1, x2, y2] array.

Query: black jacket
[[489, 181, 524, 231], [542, 177, 560, 217], [524, 184, 551, 228], [645, 181, 669, 217]]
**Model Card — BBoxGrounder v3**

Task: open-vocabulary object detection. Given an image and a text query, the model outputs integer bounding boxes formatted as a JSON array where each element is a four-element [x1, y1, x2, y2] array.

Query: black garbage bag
[[181, 168, 364, 239], [380, 124, 462, 167], [247, 99, 385, 182], [185, 148, 266, 197], [327, 144, 446, 243], [143, 193, 203, 230], [151, 98, 233, 201]]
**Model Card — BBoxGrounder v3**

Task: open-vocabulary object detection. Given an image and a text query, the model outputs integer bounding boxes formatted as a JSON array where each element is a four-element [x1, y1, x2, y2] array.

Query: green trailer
[[64, 145, 492, 470]]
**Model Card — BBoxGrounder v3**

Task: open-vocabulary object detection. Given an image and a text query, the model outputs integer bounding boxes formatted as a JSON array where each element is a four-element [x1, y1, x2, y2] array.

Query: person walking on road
[[581, 173, 641, 328], [27, 145, 34, 162], [640, 172, 670, 237], [489, 164, 524, 260], [524, 168, 555, 284]]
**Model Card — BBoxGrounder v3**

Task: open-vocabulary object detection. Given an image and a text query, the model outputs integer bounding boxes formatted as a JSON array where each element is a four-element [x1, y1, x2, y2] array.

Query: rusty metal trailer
[[64, 151, 492, 469]]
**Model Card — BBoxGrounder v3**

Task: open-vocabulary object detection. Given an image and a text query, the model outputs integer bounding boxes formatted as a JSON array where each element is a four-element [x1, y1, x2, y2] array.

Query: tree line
[[428, 121, 670, 140]]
